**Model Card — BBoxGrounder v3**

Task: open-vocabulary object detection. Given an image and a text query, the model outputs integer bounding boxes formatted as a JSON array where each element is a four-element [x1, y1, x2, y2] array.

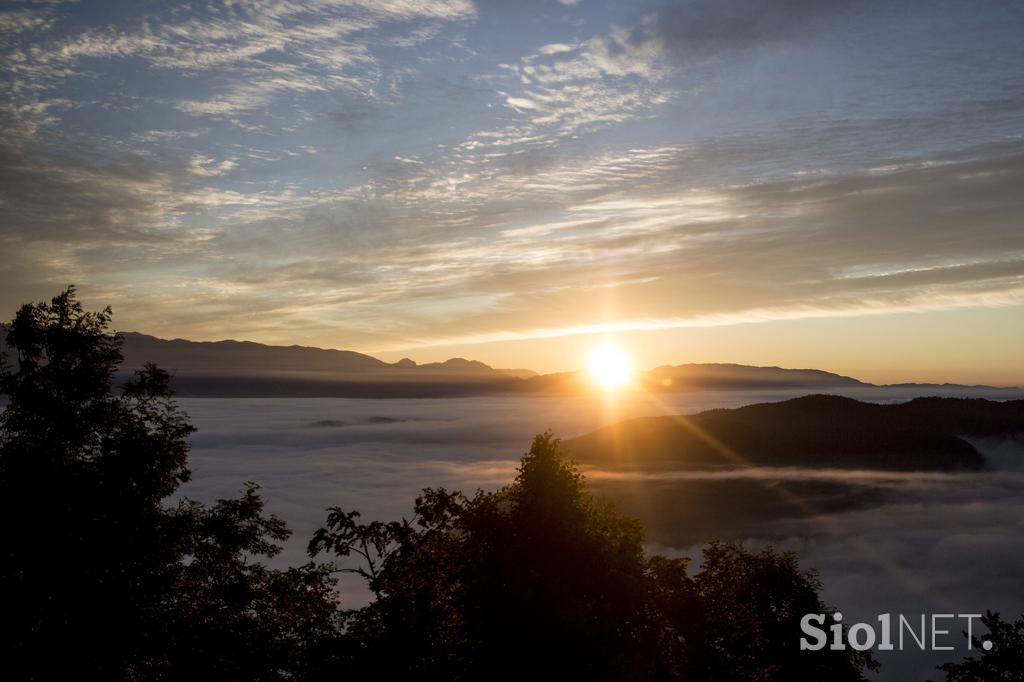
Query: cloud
[[0, 0, 476, 128], [172, 393, 1024, 681], [327, 103, 387, 130], [597, 433, 1024, 680], [0, 7, 58, 38], [492, 23, 674, 135], [187, 155, 238, 177], [5, 114, 1023, 349], [627, 0, 880, 64], [295, 142, 1024, 351]]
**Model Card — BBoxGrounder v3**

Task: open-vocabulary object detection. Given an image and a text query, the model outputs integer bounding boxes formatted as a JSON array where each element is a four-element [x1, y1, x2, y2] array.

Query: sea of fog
[[179, 387, 1024, 681]]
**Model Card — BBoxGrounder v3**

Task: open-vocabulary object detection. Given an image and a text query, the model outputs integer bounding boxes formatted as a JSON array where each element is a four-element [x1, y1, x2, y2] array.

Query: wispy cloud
[[1, 0, 1022, 364]]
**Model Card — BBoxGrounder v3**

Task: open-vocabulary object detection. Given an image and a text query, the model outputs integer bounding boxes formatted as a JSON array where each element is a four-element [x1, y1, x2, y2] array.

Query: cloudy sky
[[2, 0, 1022, 382]]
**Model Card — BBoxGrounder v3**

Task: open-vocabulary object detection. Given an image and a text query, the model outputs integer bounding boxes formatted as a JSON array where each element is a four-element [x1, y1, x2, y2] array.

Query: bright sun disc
[[588, 343, 632, 389]]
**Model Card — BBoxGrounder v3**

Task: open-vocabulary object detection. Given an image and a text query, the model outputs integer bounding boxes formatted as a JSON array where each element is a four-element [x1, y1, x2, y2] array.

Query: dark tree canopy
[[935, 611, 1024, 682], [0, 288, 338, 681], [311, 433, 878, 681]]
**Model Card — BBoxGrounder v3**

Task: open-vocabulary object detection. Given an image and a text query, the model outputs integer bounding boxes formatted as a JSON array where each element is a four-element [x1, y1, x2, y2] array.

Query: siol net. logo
[[800, 612, 993, 652]]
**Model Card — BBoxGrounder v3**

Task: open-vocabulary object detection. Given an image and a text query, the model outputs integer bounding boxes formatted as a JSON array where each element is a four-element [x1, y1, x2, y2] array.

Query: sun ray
[[622, 387, 941, 606]]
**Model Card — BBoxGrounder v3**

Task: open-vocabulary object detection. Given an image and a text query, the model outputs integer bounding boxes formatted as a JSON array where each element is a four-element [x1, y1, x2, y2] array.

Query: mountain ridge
[[2, 326, 1017, 397], [118, 331, 535, 378], [566, 395, 1024, 471]]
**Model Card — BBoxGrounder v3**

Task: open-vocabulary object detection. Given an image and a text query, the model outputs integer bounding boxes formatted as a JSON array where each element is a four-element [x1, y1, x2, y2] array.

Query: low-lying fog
[[179, 387, 1024, 681]]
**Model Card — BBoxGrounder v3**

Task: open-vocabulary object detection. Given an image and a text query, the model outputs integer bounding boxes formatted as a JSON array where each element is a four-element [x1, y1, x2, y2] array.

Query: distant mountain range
[[567, 395, 1024, 471], [119, 332, 536, 378], [519, 363, 871, 394], [64, 331, 1015, 398], [113, 332, 877, 397]]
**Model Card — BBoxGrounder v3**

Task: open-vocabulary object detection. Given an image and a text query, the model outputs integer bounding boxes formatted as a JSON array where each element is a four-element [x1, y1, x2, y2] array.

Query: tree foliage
[[311, 433, 878, 681], [936, 611, 1024, 682], [0, 288, 337, 680]]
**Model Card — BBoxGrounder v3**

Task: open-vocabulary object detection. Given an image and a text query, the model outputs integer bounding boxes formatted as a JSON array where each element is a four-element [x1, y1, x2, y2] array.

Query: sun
[[587, 342, 632, 389]]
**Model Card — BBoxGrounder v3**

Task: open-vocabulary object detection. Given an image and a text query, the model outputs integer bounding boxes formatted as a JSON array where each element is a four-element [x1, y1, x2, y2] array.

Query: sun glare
[[588, 342, 632, 389]]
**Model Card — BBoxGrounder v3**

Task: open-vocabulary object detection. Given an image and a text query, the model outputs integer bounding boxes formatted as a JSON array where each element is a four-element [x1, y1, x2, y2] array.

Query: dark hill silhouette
[[519, 364, 1020, 394], [642, 363, 868, 390], [413, 357, 536, 378], [86, 329, 1019, 398], [110, 332, 882, 397], [567, 395, 1024, 471], [119, 331, 388, 372], [117, 332, 533, 381], [513, 363, 871, 394]]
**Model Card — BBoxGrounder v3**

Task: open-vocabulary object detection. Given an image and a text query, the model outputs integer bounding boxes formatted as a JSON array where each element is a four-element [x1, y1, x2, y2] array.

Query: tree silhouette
[[312, 433, 877, 681], [0, 288, 337, 680], [935, 611, 1024, 682], [652, 541, 878, 681]]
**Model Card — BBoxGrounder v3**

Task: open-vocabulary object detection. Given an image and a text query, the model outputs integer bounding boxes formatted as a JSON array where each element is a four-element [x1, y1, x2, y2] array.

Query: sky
[[1, 0, 1023, 383]]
